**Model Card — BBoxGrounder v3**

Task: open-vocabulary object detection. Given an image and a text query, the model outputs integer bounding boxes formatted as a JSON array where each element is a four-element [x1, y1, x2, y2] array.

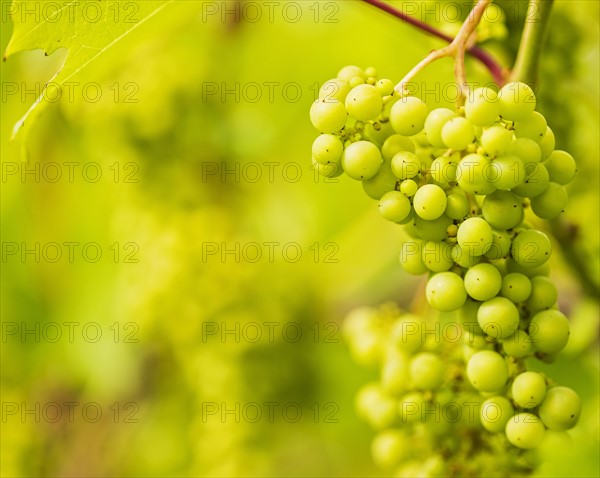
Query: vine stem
[[394, 0, 492, 99], [361, 0, 505, 87]]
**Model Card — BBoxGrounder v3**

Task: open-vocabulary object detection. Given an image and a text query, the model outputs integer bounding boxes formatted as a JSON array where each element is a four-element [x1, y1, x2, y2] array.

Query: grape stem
[[360, 0, 505, 88], [393, 0, 493, 99]]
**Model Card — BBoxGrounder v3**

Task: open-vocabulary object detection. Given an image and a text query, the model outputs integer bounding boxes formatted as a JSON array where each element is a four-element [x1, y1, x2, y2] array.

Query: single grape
[[422, 241, 454, 272], [319, 78, 351, 102], [362, 162, 397, 200], [391, 151, 422, 180], [456, 153, 497, 195], [467, 350, 508, 392], [400, 179, 418, 197], [442, 117, 475, 150], [514, 111, 548, 142], [477, 297, 520, 339], [312, 158, 343, 178], [452, 244, 482, 268], [426, 271, 467, 312], [505, 257, 551, 278], [346, 84, 383, 121], [501, 273, 532, 303], [371, 430, 409, 469], [505, 413, 545, 449], [338, 65, 366, 82], [465, 87, 500, 126], [508, 137, 542, 165], [482, 190, 524, 230], [529, 309, 570, 354], [488, 154, 526, 190], [480, 125, 514, 157], [498, 82, 536, 121], [342, 140, 382, 180], [363, 121, 395, 147], [399, 240, 428, 275], [480, 396, 514, 433], [512, 163, 550, 198], [445, 192, 470, 220], [375, 78, 395, 97], [424, 108, 457, 148], [390, 96, 428, 136], [512, 371, 547, 408], [409, 352, 445, 390], [457, 217, 493, 257], [484, 229, 512, 260], [381, 134, 416, 160], [543, 150, 576, 185], [398, 391, 425, 423], [355, 383, 398, 429], [413, 215, 453, 241], [526, 276, 558, 312], [464, 263, 502, 301], [502, 329, 533, 358], [539, 127, 555, 158], [312, 134, 344, 165], [391, 315, 423, 354], [511, 229, 552, 268], [381, 351, 410, 395], [531, 182, 568, 219], [379, 191, 412, 223], [413, 184, 448, 220], [431, 155, 458, 187], [539, 386, 581, 431], [310, 99, 347, 133]]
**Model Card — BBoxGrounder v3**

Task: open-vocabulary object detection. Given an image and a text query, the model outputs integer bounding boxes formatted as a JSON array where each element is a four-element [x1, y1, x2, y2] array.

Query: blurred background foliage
[[1, 1, 598, 476]]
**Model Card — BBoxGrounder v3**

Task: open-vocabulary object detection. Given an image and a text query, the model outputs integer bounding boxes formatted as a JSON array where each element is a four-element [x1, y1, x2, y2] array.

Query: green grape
[[398, 391, 425, 423], [413, 215, 452, 241], [467, 350, 508, 392], [371, 430, 409, 469], [312, 134, 344, 165], [514, 111, 548, 142], [529, 310, 570, 354], [531, 182, 568, 219], [399, 240, 428, 275], [482, 190, 524, 230], [512, 371, 547, 408], [391, 315, 423, 354], [457, 217, 493, 257], [413, 184, 448, 220], [511, 229, 552, 268], [409, 352, 445, 390], [362, 161, 397, 200], [363, 121, 395, 147], [539, 127, 555, 158], [465, 87, 500, 126], [477, 297, 520, 339], [459, 300, 484, 336], [390, 96, 428, 136], [312, 158, 343, 178], [375, 78, 395, 97], [497, 82, 537, 121], [400, 179, 418, 197], [456, 154, 497, 195], [424, 108, 457, 148], [356, 383, 398, 429], [445, 192, 470, 220], [381, 351, 410, 395], [310, 99, 348, 133], [426, 271, 467, 312], [505, 257, 550, 278], [512, 163, 550, 198], [501, 273, 532, 303], [507, 137, 542, 165], [484, 229, 512, 260], [539, 386, 581, 431], [489, 154, 526, 190], [480, 396, 514, 433], [538, 430, 573, 463], [379, 191, 411, 223], [526, 276, 558, 311], [342, 140, 383, 180], [505, 413, 545, 449], [480, 125, 513, 157], [422, 241, 454, 272], [431, 155, 458, 187], [441, 117, 475, 150], [452, 244, 481, 267], [346, 84, 384, 121], [381, 134, 416, 160], [391, 151, 422, 180], [463, 328, 488, 348], [338, 65, 366, 82], [543, 150, 576, 185], [319, 78, 351, 102], [502, 330, 533, 358], [464, 263, 502, 301]]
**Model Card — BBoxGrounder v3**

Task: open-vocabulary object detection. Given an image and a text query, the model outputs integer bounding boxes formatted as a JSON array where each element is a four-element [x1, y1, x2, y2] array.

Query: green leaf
[[3, 0, 171, 138]]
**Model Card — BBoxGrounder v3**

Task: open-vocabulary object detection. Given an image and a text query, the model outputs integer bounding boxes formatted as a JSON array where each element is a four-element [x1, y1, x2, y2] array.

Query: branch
[[509, 0, 555, 86], [361, 0, 505, 86]]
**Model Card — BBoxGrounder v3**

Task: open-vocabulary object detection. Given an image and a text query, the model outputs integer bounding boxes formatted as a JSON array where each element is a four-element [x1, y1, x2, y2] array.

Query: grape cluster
[[311, 65, 580, 474]]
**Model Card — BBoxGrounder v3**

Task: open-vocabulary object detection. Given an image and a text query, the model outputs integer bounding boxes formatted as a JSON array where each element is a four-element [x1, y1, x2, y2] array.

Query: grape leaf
[[3, 0, 171, 138]]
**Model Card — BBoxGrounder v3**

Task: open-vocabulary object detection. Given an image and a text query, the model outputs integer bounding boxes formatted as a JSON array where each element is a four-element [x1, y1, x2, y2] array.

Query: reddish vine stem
[[360, 0, 506, 86]]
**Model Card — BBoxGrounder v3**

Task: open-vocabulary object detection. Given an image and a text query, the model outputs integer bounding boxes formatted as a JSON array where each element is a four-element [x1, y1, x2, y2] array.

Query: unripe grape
[[398, 391, 425, 423], [511, 229, 552, 268], [498, 82, 537, 121], [526, 276, 558, 311], [441, 116, 475, 150], [539, 127, 556, 158], [356, 383, 398, 429], [505, 413, 545, 449], [391, 314, 423, 354], [319, 78, 351, 102], [390, 96, 428, 136], [457, 217, 493, 257], [426, 271, 467, 312], [342, 141, 382, 180], [543, 150, 576, 185], [371, 430, 409, 469], [379, 191, 411, 223], [409, 352, 445, 390], [464, 263, 502, 301], [512, 371, 547, 408], [514, 111, 548, 142], [465, 87, 500, 126], [362, 162, 397, 200], [467, 350, 508, 392], [529, 309, 570, 354], [381, 351, 410, 395], [512, 163, 550, 198], [445, 192, 470, 220], [413, 184, 447, 220], [310, 99, 347, 133], [391, 151, 421, 180], [502, 330, 533, 358], [375, 79, 395, 96], [481, 125, 513, 157], [456, 153, 497, 195], [422, 241, 454, 272], [431, 155, 458, 187], [482, 190, 524, 230], [337, 65, 366, 82], [399, 240, 428, 275], [400, 179, 418, 197], [489, 154, 526, 190], [424, 108, 457, 148], [346, 84, 384, 121], [508, 137, 542, 165], [539, 386, 581, 431], [501, 273, 532, 303], [477, 297, 520, 339], [312, 158, 343, 178], [312, 134, 344, 165], [480, 396, 514, 432], [484, 229, 512, 260], [531, 182, 568, 219], [381, 134, 415, 160]]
